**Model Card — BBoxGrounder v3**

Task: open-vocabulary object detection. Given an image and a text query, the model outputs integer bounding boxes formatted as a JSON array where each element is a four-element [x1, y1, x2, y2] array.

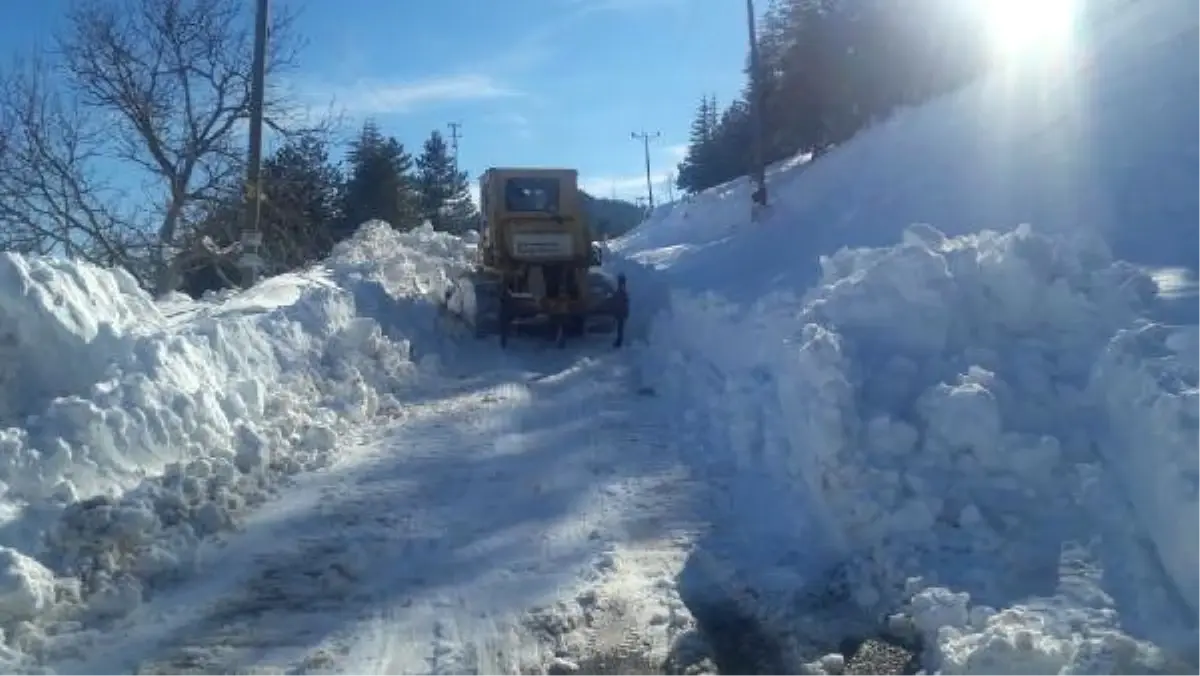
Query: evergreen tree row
[[341, 120, 479, 239], [675, 0, 1008, 194], [180, 118, 478, 296], [179, 118, 647, 297]]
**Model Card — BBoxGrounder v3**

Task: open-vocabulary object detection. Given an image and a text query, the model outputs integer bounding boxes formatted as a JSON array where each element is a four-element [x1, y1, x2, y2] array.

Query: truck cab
[[478, 167, 593, 271]]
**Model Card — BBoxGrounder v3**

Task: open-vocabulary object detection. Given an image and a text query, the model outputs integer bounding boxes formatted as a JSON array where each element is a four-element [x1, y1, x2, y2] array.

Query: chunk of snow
[[0, 548, 57, 622]]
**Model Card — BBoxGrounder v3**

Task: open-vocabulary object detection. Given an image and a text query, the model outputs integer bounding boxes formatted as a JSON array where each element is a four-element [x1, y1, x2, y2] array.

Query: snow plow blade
[[438, 269, 627, 348]]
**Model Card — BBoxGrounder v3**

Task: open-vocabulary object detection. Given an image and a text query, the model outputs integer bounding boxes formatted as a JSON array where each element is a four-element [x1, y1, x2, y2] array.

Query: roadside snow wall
[[0, 220, 472, 669], [632, 223, 1198, 672]]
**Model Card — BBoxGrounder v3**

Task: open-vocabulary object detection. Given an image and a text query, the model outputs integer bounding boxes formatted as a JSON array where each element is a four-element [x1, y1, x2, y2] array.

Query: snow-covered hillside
[[618, 0, 1197, 313], [609, 0, 1198, 672]]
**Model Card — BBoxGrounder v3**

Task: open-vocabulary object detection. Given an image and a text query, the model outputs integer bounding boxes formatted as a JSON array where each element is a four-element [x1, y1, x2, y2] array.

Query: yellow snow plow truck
[[439, 167, 628, 349]]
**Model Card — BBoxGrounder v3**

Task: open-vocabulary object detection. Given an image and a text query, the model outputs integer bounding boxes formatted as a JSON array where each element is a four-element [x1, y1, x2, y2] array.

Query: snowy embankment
[[623, 223, 1196, 672], [607, 1, 1198, 672], [0, 222, 472, 668]]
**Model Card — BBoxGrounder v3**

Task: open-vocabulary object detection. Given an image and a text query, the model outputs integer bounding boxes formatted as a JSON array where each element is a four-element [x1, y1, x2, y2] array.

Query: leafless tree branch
[[53, 0, 313, 292], [0, 55, 146, 269], [0, 0, 334, 294]]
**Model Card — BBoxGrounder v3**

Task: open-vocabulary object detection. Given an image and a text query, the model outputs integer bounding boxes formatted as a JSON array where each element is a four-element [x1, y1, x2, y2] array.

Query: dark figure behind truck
[[612, 273, 628, 348]]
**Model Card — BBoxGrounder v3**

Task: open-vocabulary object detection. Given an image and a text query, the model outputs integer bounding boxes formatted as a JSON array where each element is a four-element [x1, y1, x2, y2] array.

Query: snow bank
[[606, 1, 1196, 670], [0, 256, 164, 423], [0, 221, 470, 668], [1087, 322, 1199, 636], [634, 224, 1197, 671]]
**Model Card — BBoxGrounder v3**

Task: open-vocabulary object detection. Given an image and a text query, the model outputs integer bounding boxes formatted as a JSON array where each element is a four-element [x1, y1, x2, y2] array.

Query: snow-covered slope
[[617, 0, 1197, 311], [610, 1, 1198, 672], [0, 222, 476, 667]]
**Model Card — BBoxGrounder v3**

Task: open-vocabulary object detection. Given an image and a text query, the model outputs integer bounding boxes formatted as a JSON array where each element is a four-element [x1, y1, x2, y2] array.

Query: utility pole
[[630, 130, 661, 210], [238, 0, 269, 286], [745, 0, 769, 216], [447, 121, 462, 173]]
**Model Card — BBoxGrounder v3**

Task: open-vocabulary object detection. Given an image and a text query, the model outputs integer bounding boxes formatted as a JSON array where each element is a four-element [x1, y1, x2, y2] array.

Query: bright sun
[[981, 0, 1078, 57]]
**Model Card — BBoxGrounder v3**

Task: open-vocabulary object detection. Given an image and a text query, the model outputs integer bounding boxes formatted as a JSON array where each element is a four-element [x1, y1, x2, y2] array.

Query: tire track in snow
[[82, 348, 703, 675]]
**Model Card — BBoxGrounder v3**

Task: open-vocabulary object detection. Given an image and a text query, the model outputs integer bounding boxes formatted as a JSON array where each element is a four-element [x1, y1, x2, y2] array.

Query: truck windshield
[[504, 178, 560, 213]]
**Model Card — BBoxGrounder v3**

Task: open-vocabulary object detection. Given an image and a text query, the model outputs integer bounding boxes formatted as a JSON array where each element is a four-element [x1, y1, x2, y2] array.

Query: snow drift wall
[[0, 221, 471, 668], [1088, 321, 1199, 631], [0, 255, 164, 423], [609, 2, 1197, 667], [633, 224, 1197, 671]]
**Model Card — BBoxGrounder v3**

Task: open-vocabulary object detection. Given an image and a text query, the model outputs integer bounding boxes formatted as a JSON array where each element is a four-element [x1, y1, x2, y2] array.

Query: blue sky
[[1, 0, 750, 204]]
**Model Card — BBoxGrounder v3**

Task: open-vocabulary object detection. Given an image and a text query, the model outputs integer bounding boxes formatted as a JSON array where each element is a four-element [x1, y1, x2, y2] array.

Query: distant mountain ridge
[[580, 191, 645, 239]]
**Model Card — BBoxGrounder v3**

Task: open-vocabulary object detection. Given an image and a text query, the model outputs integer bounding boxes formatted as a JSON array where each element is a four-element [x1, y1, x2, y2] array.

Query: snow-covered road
[[46, 344, 706, 675], [0, 1, 1193, 668]]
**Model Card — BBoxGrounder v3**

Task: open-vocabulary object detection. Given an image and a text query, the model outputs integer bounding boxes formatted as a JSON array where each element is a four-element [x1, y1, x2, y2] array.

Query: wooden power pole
[[238, 0, 269, 286], [745, 0, 769, 216], [630, 130, 661, 210]]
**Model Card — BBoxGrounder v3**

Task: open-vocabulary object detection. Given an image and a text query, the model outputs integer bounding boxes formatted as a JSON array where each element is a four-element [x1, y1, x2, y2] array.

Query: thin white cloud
[[483, 111, 533, 139], [581, 171, 675, 201], [663, 143, 688, 162], [476, 0, 684, 78], [305, 74, 520, 116], [581, 142, 687, 200], [497, 112, 530, 127]]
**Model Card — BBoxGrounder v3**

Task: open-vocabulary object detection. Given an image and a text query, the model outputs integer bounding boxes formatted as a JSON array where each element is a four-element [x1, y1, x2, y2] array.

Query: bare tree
[[0, 55, 146, 267], [0, 0, 322, 294]]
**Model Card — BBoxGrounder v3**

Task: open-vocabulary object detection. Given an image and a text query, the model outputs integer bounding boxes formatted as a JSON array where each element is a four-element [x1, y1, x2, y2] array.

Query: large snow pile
[[606, 1, 1197, 672], [634, 224, 1197, 671], [0, 221, 470, 668]]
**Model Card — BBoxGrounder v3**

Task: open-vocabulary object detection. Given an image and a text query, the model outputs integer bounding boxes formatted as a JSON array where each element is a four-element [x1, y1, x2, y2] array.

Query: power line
[[630, 130, 661, 210]]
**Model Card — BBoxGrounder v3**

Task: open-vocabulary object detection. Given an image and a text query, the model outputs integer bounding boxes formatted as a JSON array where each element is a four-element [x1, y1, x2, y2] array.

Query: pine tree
[[340, 120, 421, 234], [261, 132, 343, 267], [676, 93, 753, 194], [676, 96, 720, 193], [707, 100, 753, 185], [704, 94, 719, 138], [415, 129, 478, 233], [673, 0, 995, 191]]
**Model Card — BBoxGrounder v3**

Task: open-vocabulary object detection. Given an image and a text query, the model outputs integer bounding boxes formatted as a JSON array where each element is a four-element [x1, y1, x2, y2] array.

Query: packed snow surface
[[43, 344, 701, 675], [609, 0, 1198, 672]]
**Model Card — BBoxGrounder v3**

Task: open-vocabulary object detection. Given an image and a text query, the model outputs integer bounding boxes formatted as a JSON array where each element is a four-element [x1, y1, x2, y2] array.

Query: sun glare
[[981, 0, 1078, 58]]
